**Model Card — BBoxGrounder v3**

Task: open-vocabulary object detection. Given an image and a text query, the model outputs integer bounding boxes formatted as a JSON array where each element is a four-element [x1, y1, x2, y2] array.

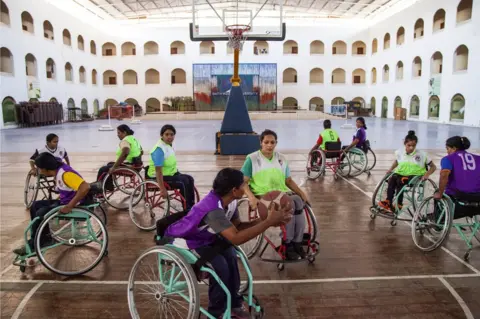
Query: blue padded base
[[217, 134, 259, 155], [220, 85, 253, 133]]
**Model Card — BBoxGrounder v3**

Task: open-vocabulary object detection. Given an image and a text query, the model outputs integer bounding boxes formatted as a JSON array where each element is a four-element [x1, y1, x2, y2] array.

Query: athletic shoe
[[378, 200, 392, 212]]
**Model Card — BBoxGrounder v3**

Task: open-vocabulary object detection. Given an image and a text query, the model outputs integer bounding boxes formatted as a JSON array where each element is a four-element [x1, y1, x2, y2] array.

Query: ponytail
[[117, 124, 134, 136], [446, 136, 471, 150]]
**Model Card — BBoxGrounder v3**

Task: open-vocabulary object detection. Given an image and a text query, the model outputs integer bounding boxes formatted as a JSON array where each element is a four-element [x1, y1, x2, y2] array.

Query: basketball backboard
[[190, 0, 285, 41]]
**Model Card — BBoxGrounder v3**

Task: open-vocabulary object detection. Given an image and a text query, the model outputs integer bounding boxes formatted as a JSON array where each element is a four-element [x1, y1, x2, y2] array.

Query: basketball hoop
[[226, 24, 251, 51]]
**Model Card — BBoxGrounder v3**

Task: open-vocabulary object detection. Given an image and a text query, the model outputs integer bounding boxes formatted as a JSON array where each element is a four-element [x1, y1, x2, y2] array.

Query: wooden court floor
[[1, 150, 480, 318]]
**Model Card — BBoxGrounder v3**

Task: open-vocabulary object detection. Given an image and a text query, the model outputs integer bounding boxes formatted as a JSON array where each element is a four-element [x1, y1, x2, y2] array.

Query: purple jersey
[[353, 127, 366, 148], [441, 151, 480, 195]]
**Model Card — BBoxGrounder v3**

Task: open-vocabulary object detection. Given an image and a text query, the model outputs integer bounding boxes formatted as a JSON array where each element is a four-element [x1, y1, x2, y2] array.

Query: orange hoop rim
[[225, 24, 251, 35]]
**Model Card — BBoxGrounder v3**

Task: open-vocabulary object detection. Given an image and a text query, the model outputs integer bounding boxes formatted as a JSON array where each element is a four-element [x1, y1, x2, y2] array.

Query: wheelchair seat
[[453, 192, 480, 206], [324, 141, 342, 159]]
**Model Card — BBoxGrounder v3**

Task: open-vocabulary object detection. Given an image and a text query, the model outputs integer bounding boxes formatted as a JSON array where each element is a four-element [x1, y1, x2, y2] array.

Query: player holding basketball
[[241, 129, 309, 260], [164, 168, 291, 319]]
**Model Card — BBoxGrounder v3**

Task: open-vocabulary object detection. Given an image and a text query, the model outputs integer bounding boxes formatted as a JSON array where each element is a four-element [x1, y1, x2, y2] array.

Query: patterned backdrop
[[193, 63, 277, 111]]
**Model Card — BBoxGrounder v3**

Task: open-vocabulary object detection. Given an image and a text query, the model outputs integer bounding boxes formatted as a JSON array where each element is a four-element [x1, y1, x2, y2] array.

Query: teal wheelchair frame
[[128, 243, 264, 318], [412, 194, 480, 261], [13, 203, 108, 276], [345, 141, 377, 177], [370, 172, 437, 226]]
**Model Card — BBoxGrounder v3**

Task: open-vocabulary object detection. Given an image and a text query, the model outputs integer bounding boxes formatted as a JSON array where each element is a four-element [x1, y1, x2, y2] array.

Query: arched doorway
[[81, 98, 88, 114], [50, 97, 57, 103], [450, 94, 465, 121], [309, 97, 324, 111], [381, 97, 388, 118], [410, 95, 420, 117], [282, 97, 298, 110], [370, 97, 376, 116], [93, 99, 99, 116], [2, 96, 16, 124], [67, 98, 75, 108], [428, 96, 440, 119]]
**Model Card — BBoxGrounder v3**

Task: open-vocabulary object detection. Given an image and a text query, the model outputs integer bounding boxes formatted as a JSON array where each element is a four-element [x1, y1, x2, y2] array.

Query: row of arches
[[1, 46, 468, 86], [370, 94, 466, 121], [2, 1, 472, 57]]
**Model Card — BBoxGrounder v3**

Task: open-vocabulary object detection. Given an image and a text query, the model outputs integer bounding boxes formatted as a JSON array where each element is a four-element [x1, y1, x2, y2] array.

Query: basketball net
[[226, 25, 250, 51]]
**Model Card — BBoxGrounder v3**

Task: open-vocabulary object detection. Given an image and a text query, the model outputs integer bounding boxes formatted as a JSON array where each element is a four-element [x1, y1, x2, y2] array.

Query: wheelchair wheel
[[103, 167, 144, 210], [346, 148, 368, 177], [129, 181, 170, 231], [411, 178, 438, 211], [336, 151, 351, 178], [366, 148, 376, 173], [306, 150, 326, 180], [24, 172, 39, 208], [304, 204, 318, 243], [35, 208, 108, 276], [371, 173, 391, 208], [237, 198, 264, 259], [128, 246, 200, 319], [411, 196, 452, 252]]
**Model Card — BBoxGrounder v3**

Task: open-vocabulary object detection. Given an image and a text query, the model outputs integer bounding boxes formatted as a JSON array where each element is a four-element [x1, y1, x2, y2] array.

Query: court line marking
[[11, 282, 43, 319], [439, 277, 474, 319], [339, 176, 480, 275], [0, 264, 14, 277], [1, 273, 479, 285]]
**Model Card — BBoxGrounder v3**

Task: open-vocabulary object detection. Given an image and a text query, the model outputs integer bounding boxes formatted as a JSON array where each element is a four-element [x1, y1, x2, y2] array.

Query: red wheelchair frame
[[306, 142, 352, 180]]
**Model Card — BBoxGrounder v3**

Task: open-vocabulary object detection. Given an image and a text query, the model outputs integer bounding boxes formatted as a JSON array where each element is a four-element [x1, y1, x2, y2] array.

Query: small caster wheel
[[104, 250, 109, 257], [370, 213, 376, 220], [307, 256, 315, 264], [277, 263, 284, 271], [391, 220, 397, 226], [464, 251, 471, 261], [20, 266, 26, 273]]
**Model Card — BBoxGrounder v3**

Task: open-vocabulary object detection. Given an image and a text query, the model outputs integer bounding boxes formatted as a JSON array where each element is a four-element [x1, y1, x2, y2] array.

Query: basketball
[[256, 191, 294, 221]]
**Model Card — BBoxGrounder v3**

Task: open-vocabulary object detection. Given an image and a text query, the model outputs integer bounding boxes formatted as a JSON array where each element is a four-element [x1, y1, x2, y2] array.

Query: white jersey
[[31, 145, 68, 161]]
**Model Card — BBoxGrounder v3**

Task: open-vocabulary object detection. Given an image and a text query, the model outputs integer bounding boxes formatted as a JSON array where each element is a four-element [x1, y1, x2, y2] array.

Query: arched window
[[91, 69, 97, 85], [283, 68, 297, 83], [144, 41, 159, 55], [410, 95, 420, 117], [370, 97, 376, 116], [2, 97, 16, 124], [309, 68, 323, 84], [382, 65, 389, 82], [253, 41, 268, 55], [283, 40, 298, 54], [65, 62, 73, 82], [282, 97, 298, 110], [1, 1, 10, 26], [170, 41, 185, 55], [381, 97, 388, 118], [310, 41, 324, 54], [430, 51, 443, 75], [78, 35, 85, 51], [62, 29, 72, 46], [396, 61, 404, 80], [171, 68, 186, 84], [433, 9, 446, 32], [394, 96, 402, 108], [371, 68, 377, 84], [121, 42, 136, 56], [102, 42, 117, 56], [104, 99, 118, 108], [372, 38, 378, 54], [21, 11, 34, 33], [200, 41, 215, 54], [90, 40, 97, 55], [43, 20, 54, 40], [46, 58, 55, 79], [81, 98, 88, 114], [25, 53, 37, 77], [457, 0, 472, 23], [412, 57, 422, 77], [331, 97, 345, 105], [309, 97, 324, 111], [414, 19, 424, 39], [123, 69, 138, 84], [146, 98, 161, 112], [352, 69, 365, 84], [450, 94, 465, 121], [454, 45, 469, 71], [0, 47, 13, 74], [103, 70, 117, 85], [383, 33, 391, 50], [332, 68, 346, 84], [396, 27, 405, 45], [79, 66, 86, 83], [428, 95, 440, 119], [332, 41, 346, 55], [352, 41, 366, 55], [145, 68, 160, 84]]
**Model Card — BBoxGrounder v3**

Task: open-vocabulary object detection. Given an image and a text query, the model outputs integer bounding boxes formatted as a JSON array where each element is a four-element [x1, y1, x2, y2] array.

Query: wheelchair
[[306, 141, 352, 180], [99, 163, 145, 210], [127, 216, 264, 319], [24, 170, 57, 209], [128, 176, 200, 231], [344, 140, 377, 177], [13, 197, 109, 276], [236, 196, 319, 271], [370, 172, 437, 226], [412, 192, 480, 261]]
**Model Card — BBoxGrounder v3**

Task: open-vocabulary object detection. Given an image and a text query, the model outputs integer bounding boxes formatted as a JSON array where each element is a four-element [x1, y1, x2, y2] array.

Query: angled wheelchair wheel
[[129, 181, 170, 231], [24, 172, 39, 208], [336, 151, 351, 178], [303, 204, 319, 255], [306, 150, 326, 180], [366, 148, 377, 172], [411, 196, 452, 252], [35, 208, 108, 276], [103, 167, 144, 210], [128, 246, 200, 319], [237, 198, 264, 259], [346, 148, 368, 177], [371, 173, 391, 208], [411, 178, 438, 211]]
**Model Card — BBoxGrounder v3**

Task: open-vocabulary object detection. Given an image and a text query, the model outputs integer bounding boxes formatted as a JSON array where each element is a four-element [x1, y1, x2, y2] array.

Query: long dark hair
[[357, 117, 367, 129], [446, 136, 471, 151], [117, 124, 134, 135]]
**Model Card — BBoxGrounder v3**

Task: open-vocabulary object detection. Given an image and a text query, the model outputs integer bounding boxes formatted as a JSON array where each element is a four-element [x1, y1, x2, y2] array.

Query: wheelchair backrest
[[325, 141, 341, 151]]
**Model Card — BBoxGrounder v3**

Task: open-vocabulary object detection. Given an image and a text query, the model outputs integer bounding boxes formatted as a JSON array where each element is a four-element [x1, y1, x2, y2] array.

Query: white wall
[[0, 0, 478, 128]]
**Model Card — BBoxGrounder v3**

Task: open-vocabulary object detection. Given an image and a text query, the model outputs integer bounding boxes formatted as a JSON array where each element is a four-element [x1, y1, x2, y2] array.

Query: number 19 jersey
[[441, 150, 480, 195]]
